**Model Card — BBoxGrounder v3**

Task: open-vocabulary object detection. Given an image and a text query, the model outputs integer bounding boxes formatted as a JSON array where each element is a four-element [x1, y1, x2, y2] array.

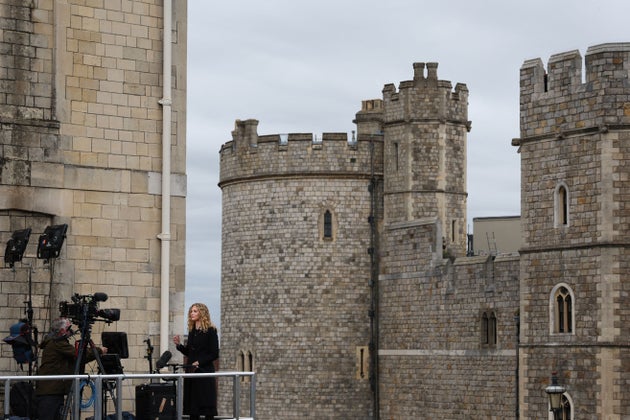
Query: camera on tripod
[[59, 292, 120, 325]]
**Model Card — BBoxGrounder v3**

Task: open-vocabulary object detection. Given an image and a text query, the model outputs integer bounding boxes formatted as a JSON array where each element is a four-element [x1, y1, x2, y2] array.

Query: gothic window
[[560, 395, 572, 420], [237, 350, 245, 371], [550, 284, 574, 334], [555, 183, 569, 227], [321, 209, 335, 241], [237, 349, 254, 382], [549, 394, 573, 420], [247, 350, 254, 373]]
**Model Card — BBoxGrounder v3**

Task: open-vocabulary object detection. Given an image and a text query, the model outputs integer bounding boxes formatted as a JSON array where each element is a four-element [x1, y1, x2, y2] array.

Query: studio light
[[4, 228, 32, 268], [37, 224, 68, 260]]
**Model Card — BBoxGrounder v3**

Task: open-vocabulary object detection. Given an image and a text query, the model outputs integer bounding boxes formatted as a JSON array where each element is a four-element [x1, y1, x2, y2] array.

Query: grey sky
[[184, 0, 630, 329]]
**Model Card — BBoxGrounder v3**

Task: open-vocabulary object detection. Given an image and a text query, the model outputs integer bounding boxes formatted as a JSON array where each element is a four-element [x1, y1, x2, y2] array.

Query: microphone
[[93, 292, 108, 302], [155, 350, 172, 370]]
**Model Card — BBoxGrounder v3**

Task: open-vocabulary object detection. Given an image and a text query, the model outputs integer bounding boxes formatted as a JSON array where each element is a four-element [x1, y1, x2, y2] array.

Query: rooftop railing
[[1, 371, 255, 420]]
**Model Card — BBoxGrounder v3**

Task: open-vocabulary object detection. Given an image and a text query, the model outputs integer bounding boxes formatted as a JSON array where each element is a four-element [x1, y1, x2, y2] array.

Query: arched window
[[560, 395, 572, 420], [323, 210, 332, 239], [555, 183, 569, 227], [237, 349, 254, 382], [549, 393, 573, 420], [247, 350, 254, 372], [237, 350, 245, 371], [321, 208, 336, 241], [550, 284, 575, 334]]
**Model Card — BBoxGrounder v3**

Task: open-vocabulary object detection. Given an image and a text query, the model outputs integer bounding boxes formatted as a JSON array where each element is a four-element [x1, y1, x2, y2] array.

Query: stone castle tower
[[221, 45, 630, 418], [516, 43, 630, 418], [0, 0, 187, 400], [219, 121, 380, 417], [220, 64, 521, 419], [381, 62, 469, 258]]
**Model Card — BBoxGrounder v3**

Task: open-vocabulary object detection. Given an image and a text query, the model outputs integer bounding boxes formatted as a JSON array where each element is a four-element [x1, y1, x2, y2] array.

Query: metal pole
[[177, 376, 184, 419], [250, 373, 256, 420], [116, 377, 123, 416], [515, 315, 520, 419], [3, 379, 11, 417], [233, 375, 241, 420]]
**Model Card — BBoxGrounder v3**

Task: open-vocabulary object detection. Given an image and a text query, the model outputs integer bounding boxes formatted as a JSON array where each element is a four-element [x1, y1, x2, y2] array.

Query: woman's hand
[[173, 335, 180, 345]]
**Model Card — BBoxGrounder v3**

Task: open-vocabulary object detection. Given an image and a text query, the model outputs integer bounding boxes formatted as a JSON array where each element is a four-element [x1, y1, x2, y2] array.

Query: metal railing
[[1, 371, 255, 420]]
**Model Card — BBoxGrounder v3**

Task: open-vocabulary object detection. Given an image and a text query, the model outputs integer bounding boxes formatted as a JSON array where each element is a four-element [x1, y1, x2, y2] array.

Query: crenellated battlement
[[520, 43, 630, 139], [382, 62, 469, 125], [219, 119, 384, 187]]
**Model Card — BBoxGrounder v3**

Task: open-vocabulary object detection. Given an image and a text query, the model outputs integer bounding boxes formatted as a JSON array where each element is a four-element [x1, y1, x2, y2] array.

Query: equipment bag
[[3, 322, 35, 366]]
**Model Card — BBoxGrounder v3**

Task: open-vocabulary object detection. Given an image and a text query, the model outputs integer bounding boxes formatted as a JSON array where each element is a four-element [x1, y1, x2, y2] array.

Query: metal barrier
[[1, 371, 255, 420]]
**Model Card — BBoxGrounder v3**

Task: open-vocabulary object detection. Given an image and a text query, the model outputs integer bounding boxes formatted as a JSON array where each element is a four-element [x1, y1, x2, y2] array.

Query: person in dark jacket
[[174, 303, 219, 420], [36, 317, 107, 420]]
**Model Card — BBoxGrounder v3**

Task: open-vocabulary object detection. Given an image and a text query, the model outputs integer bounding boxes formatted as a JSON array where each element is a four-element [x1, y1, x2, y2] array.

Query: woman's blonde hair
[[187, 303, 215, 332]]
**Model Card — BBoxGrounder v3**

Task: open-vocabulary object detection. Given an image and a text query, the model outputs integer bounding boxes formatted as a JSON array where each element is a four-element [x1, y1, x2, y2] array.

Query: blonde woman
[[173, 303, 219, 420]]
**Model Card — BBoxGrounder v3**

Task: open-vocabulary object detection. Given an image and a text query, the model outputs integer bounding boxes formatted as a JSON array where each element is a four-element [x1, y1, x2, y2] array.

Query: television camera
[[59, 292, 120, 325]]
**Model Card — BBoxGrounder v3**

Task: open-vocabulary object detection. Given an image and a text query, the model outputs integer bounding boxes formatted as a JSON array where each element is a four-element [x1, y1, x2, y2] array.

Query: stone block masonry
[[0, 0, 188, 414]]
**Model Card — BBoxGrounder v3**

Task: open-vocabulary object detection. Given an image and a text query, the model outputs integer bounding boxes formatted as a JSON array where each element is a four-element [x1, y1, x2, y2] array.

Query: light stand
[[3, 228, 38, 374], [3, 229, 38, 419], [4, 228, 31, 268]]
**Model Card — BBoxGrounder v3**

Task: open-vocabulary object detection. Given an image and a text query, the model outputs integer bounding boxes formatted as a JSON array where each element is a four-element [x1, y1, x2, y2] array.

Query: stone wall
[[0, 0, 187, 413], [379, 249, 519, 418]]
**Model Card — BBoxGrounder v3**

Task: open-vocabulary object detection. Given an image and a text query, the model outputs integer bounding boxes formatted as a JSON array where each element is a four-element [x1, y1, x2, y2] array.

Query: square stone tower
[[517, 43, 630, 418]]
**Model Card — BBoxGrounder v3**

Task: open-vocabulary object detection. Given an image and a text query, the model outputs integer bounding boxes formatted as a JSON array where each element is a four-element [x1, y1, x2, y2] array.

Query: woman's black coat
[[176, 327, 219, 416]]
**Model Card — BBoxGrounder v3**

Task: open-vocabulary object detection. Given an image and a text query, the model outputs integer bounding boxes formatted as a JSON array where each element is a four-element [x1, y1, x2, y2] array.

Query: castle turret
[[382, 62, 470, 257], [353, 99, 384, 136]]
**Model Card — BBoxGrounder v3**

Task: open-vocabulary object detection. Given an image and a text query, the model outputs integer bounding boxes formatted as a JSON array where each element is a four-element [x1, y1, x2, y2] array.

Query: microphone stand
[[24, 265, 38, 376], [144, 338, 154, 374]]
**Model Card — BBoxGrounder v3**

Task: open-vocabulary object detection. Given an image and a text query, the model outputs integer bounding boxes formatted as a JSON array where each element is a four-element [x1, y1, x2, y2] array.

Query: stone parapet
[[520, 43, 630, 140], [219, 119, 384, 187]]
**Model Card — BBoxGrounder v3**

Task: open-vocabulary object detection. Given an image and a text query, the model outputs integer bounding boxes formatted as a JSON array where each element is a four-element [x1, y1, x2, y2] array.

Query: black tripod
[[61, 312, 118, 419]]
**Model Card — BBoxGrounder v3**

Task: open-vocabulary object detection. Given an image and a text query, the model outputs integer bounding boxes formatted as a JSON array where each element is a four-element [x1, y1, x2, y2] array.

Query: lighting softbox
[[37, 224, 68, 260], [4, 228, 32, 268]]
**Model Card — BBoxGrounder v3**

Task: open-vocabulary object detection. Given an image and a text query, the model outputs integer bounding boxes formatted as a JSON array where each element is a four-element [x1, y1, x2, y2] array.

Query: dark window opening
[[481, 311, 497, 347], [558, 185, 568, 225], [481, 312, 489, 344], [560, 395, 571, 420], [323, 210, 332, 239]]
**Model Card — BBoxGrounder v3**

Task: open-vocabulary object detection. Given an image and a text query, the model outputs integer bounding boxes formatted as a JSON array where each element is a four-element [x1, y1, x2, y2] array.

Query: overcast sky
[[184, 0, 630, 330]]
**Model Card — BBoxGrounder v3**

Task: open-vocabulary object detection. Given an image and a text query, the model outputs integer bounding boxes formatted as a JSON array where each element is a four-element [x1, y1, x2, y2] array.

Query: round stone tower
[[219, 121, 383, 418]]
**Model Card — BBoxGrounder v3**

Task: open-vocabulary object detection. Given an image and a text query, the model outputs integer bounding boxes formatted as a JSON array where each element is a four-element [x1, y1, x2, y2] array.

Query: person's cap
[[3, 321, 29, 344]]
